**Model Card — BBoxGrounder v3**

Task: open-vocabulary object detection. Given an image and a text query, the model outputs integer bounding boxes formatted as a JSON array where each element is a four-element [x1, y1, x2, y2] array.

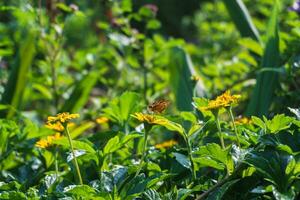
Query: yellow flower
[[96, 117, 109, 124], [198, 91, 241, 111], [215, 90, 241, 105], [235, 117, 252, 125], [155, 139, 178, 149], [47, 112, 80, 124], [46, 112, 79, 132], [35, 139, 49, 149], [35, 133, 62, 149], [45, 121, 65, 132], [131, 112, 169, 125]]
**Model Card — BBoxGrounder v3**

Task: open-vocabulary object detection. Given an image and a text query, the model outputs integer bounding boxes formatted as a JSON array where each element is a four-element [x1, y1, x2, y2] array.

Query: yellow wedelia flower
[[46, 112, 79, 132], [155, 139, 178, 149], [47, 112, 80, 124], [235, 117, 252, 125], [96, 117, 109, 124], [35, 133, 62, 149], [132, 112, 185, 134], [45, 121, 65, 132], [131, 112, 169, 125], [199, 91, 241, 111]]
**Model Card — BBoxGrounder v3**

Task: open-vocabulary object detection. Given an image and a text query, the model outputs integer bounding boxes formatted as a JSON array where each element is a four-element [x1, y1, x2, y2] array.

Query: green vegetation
[[0, 0, 300, 199]]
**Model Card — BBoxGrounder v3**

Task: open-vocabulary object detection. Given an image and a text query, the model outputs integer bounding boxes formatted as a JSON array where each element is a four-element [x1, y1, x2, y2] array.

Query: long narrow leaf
[[246, 2, 280, 116], [223, 0, 260, 42], [60, 71, 98, 113], [0, 30, 36, 118], [168, 47, 205, 111]]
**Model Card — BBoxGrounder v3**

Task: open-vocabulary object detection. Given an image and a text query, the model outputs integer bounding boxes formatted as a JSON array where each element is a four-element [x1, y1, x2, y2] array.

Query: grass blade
[[60, 71, 98, 113], [168, 47, 205, 111], [246, 2, 280, 116], [223, 0, 261, 41], [0, 30, 36, 118]]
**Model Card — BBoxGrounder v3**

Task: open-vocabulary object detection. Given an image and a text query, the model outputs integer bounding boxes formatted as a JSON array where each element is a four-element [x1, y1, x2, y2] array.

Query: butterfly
[[148, 99, 170, 114]]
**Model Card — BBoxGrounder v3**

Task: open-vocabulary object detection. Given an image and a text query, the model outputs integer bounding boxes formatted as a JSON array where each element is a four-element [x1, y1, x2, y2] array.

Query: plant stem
[[228, 107, 240, 147], [143, 64, 148, 105], [135, 123, 149, 177], [65, 125, 83, 185], [185, 135, 196, 181], [55, 147, 59, 179], [215, 114, 225, 149]]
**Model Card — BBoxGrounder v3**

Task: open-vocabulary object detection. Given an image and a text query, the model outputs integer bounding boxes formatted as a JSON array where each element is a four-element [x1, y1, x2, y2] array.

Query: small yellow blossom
[[155, 139, 178, 149], [235, 117, 252, 125], [46, 112, 79, 132], [47, 112, 80, 124], [35, 133, 62, 149], [198, 91, 241, 111], [96, 117, 109, 124], [45, 121, 65, 132], [131, 112, 169, 125]]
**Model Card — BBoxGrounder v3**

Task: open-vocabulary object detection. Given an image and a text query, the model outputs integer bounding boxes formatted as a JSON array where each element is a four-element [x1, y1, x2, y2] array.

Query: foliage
[[0, 0, 300, 199]]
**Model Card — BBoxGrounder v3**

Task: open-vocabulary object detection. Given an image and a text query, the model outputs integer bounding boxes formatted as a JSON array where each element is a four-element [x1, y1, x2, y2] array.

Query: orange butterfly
[[148, 99, 170, 114]]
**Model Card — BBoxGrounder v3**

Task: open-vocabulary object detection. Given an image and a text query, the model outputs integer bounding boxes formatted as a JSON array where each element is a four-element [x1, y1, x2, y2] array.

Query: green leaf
[[251, 116, 266, 131], [206, 179, 239, 200], [121, 174, 148, 198], [0, 119, 19, 155], [173, 153, 191, 169], [143, 189, 161, 200], [238, 38, 263, 56], [244, 149, 294, 193], [0, 29, 36, 118], [0, 191, 26, 199], [168, 47, 205, 111], [193, 157, 225, 170], [265, 114, 294, 134], [194, 143, 234, 172], [41, 150, 55, 169], [103, 136, 120, 155], [60, 71, 98, 113], [53, 138, 96, 153], [64, 185, 105, 199], [120, 92, 142, 123], [70, 121, 95, 139], [103, 91, 142, 126], [246, 2, 280, 116], [222, 0, 260, 41]]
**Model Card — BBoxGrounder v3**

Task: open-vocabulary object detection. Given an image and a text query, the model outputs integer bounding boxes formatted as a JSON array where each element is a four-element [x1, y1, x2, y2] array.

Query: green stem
[[55, 147, 59, 179], [228, 107, 240, 147], [65, 125, 83, 185], [143, 64, 148, 105], [215, 113, 225, 149], [185, 135, 196, 181], [135, 123, 149, 177]]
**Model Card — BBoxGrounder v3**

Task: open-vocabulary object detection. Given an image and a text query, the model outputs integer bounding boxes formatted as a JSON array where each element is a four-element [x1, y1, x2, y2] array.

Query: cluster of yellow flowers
[[36, 112, 79, 148], [36, 133, 62, 149], [45, 112, 79, 132], [47, 113, 80, 124], [199, 91, 241, 111], [155, 139, 178, 149]]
